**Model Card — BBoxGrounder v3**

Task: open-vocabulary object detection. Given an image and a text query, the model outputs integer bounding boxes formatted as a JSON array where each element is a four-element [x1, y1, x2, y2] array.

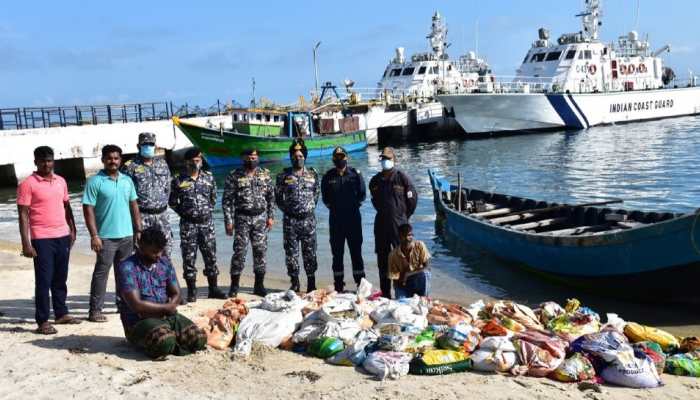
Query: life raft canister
[[638, 63, 647, 73], [588, 64, 597, 75]]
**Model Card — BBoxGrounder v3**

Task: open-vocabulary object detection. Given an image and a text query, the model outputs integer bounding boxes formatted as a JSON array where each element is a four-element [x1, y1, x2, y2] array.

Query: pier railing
[[0, 102, 174, 130], [0, 99, 247, 131]]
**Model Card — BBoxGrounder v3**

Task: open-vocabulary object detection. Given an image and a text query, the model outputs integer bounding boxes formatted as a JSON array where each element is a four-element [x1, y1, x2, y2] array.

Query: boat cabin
[[510, 0, 672, 94]]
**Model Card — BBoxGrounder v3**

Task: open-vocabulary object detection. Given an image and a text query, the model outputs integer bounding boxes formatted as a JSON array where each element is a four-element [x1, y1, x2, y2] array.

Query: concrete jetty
[[0, 115, 230, 186]]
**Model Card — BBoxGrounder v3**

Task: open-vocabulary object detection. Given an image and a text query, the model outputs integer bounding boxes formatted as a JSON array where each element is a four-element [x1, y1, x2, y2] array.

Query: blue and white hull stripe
[[545, 94, 590, 129]]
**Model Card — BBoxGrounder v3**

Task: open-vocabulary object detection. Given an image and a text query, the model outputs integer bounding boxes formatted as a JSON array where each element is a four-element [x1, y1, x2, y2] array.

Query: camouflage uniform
[[122, 155, 173, 256], [222, 167, 275, 275], [169, 170, 218, 280], [275, 167, 320, 277]]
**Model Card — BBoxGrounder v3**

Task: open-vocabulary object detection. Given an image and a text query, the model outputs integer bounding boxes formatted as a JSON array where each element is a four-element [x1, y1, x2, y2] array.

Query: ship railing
[[665, 77, 699, 89], [311, 87, 430, 106], [441, 75, 557, 95]]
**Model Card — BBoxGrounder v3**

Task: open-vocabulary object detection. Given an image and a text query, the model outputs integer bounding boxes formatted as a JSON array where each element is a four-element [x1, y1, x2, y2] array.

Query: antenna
[[251, 77, 256, 108], [475, 19, 479, 59], [634, 0, 640, 32]]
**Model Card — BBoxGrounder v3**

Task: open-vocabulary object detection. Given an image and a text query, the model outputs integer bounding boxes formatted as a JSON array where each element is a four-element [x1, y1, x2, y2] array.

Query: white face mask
[[380, 159, 394, 171]]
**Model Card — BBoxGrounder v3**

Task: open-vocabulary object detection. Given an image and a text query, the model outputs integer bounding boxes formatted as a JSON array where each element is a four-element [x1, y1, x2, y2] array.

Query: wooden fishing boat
[[428, 169, 700, 303], [173, 111, 367, 167]]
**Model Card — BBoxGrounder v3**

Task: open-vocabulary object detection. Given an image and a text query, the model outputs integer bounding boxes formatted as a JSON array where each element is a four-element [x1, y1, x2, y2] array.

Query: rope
[[692, 209, 700, 256]]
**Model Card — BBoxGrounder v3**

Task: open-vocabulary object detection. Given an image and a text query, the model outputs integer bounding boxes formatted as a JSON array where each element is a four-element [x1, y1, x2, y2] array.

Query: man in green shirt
[[83, 145, 142, 323]]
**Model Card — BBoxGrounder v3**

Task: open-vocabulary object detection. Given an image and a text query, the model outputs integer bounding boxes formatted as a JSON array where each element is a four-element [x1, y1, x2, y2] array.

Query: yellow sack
[[624, 322, 679, 352], [421, 349, 469, 365]]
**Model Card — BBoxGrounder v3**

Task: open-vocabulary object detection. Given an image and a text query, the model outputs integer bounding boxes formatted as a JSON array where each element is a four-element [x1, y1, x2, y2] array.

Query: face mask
[[292, 158, 305, 169], [380, 159, 394, 171], [333, 159, 347, 169], [187, 161, 202, 171], [244, 159, 259, 170], [140, 145, 155, 158]]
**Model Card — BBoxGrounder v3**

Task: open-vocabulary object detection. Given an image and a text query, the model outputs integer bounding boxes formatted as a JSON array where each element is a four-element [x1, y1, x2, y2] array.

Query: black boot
[[185, 278, 197, 303], [253, 273, 267, 297], [289, 275, 300, 292], [207, 276, 227, 299], [334, 277, 344, 293], [228, 274, 241, 298], [307, 274, 317, 293]]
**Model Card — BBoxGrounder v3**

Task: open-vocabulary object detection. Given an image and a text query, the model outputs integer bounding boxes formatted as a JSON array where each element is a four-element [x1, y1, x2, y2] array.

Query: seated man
[[117, 227, 206, 358], [388, 223, 431, 299]]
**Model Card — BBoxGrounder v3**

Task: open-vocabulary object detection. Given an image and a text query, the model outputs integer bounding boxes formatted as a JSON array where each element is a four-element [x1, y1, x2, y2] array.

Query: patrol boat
[[365, 11, 491, 136], [438, 0, 700, 134]]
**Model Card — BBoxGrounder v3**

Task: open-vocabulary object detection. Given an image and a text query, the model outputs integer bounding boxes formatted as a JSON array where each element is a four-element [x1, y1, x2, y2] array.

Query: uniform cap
[[380, 147, 396, 159], [332, 146, 347, 157], [138, 132, 156, 145], [289, 138, 308, 158]]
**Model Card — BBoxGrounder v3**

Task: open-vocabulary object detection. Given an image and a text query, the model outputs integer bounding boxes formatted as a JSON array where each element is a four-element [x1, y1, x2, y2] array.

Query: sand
[[1, 241, 699, 400]]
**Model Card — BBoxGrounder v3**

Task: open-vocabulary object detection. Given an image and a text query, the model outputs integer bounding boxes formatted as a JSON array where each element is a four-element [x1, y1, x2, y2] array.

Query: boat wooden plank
[[541, 226, 594, 236], [473, 207, 512, 218], [509, 217, 569, 231], [491, 213, 536, 225]]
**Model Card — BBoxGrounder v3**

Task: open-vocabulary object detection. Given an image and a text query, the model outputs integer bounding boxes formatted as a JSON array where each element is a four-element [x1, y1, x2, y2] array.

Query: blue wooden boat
[[428, 169, 700, 303]]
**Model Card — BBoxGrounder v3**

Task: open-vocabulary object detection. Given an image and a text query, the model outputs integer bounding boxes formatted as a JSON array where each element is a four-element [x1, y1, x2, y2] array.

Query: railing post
[[92, 106, 97, 125], [107, 105, 112, 124], [217, 99, 221, 115], [138, 104, 142, 122], [152, 103, 155, 120], [0, 112, 3, 130]]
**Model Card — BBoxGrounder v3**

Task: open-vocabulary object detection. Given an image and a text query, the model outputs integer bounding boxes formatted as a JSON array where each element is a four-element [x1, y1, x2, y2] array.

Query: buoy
[[620, 64, 627, 75], [588, 64, 597, 75], [638, 63, 647, 73]]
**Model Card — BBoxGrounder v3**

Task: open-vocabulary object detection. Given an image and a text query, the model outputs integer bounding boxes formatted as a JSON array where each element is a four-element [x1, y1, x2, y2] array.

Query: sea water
[[1, 116, 699, 333]]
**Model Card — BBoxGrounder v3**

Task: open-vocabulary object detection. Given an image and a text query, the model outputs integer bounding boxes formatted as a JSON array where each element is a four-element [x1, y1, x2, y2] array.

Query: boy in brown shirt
[[388, 223, 431, 299]]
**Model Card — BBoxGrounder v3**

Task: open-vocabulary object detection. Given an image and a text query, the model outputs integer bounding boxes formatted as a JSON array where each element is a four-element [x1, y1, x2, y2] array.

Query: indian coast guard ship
[[438, 0, 700, 134], [363, 11, 491, 138]]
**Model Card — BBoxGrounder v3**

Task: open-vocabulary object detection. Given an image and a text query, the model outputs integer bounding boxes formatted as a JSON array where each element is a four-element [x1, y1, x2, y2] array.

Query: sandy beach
[[1, 241, 699, 400]]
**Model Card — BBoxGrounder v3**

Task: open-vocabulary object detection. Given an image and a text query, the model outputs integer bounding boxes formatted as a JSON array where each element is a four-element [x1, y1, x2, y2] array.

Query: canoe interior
[[441, 186, 684, 236]]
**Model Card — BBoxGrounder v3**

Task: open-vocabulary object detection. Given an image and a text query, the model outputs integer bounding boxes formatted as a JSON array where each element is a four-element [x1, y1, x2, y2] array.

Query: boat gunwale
[[428, 169, 698, 247], [176, 118, 366, 142]]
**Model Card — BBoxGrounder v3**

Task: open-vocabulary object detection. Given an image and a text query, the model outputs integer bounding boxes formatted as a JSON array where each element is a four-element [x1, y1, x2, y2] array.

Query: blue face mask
[[140, 144, 155, 158]]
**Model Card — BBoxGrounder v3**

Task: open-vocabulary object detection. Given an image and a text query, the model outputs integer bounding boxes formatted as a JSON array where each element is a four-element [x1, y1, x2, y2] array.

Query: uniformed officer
[[321, 146, 366, 292], [369, 147, 417, 299], [169, 148, 226, 303], [275, 139, 320, 293], [222, 148, 275, 297], [121, 132, 173, 257]]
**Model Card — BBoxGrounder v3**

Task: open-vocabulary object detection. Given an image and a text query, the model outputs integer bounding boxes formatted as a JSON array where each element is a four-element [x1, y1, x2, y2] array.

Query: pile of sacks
[[196, 282, 700, 387]]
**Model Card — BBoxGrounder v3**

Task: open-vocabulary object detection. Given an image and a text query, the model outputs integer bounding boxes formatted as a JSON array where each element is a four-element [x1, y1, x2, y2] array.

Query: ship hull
[[438, 87, 700, 134]]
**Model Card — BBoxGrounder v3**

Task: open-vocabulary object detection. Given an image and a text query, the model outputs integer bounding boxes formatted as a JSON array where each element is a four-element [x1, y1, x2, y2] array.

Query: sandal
[[36, 322, 58, 335], [55, 315, 82, 325], [88, 312, 108, 323]]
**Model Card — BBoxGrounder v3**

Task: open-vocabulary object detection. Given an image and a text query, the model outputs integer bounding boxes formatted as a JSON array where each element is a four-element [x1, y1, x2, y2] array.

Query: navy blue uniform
[[321, 166, 366, 288], [369, 168, 417, 298]]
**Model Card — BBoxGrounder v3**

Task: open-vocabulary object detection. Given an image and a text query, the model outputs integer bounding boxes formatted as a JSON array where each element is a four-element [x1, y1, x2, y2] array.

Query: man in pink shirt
[[17, 146, 80, 334]]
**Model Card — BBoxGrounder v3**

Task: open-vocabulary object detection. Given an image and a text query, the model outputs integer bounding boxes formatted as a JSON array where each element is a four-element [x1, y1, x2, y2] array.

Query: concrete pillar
[[82, 157, 103, 179], [13, 161, 35, 183]]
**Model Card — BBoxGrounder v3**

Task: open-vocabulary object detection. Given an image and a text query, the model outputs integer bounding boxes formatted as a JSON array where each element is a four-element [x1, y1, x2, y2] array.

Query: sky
[[0, 0, 698, 109]]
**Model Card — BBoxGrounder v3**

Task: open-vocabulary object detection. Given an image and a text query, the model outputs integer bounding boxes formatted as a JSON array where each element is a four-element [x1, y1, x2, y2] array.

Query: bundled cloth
[[362, 351, 413, 380], [195, 298, 248, 350], [471, 336, 518, 372], [427, 302, 473, 327], [511, 330, 567, 377]]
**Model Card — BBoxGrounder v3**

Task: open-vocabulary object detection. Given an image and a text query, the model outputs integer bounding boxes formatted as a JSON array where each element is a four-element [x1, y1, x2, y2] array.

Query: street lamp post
[[313, 41, 322, 98]]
